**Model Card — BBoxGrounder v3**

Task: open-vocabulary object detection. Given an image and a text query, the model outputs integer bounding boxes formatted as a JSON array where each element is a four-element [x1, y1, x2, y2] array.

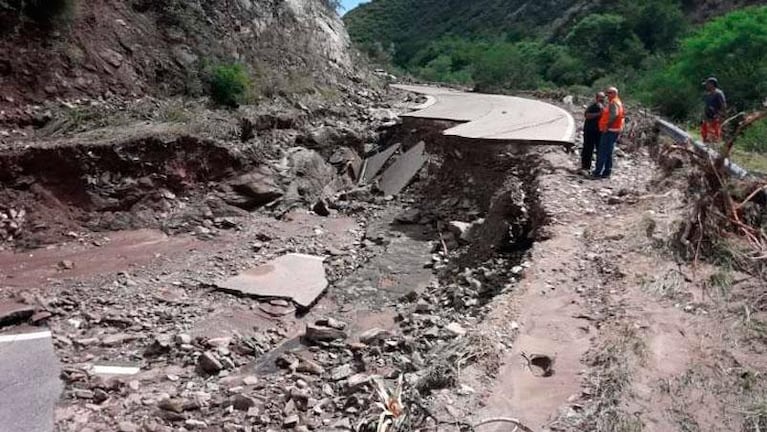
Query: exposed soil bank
[[0, 136, 250, 248]]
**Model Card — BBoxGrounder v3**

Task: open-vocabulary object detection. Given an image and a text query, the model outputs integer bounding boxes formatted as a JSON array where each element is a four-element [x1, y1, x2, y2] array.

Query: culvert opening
[[0, 136, 249, 248]]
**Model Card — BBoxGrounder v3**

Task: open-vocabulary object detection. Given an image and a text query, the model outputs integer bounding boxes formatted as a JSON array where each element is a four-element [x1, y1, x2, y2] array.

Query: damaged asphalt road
[[0, 84, 558, 431], [1, 86, 725, 432]]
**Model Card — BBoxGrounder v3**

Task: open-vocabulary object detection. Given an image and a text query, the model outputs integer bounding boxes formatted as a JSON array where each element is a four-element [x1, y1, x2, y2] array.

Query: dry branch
[[665, 110, 767, 277]]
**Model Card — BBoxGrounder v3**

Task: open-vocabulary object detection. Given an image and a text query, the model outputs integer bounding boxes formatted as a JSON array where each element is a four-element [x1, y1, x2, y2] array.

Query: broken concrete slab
[[377, 141, 427, 196], [0, 329, 62, 432], [216, 254, 328, 308], [0, 301, 36, 327], [360, 143, 401, 184]]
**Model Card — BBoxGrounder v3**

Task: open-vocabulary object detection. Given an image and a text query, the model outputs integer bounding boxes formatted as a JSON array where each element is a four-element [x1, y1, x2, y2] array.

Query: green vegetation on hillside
[[639, 7, 767, 120], [209, 63, 252, 108], [346, 1, 767, 123]]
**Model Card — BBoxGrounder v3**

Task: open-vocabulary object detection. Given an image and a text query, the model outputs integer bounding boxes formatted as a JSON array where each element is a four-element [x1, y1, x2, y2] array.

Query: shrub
[[618, 0, 687, 52], [735, 118, 767, 153], [565, 13, 647, 80], [24, 0, 74, 23], [209, 63, 251, 108], [472, 41, 544, 91]]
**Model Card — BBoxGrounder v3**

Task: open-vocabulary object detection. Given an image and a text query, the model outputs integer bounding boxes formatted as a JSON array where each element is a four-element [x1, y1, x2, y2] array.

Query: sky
[[340, 0, 368, 13]]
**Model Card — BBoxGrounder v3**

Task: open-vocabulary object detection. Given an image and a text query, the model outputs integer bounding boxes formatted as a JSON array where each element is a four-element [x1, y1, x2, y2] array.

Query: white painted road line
[[0, 331, 52, 343], [92, 365, 141, 376]]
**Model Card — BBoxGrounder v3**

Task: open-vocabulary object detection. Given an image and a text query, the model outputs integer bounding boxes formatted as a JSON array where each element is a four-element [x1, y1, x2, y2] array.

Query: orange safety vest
[[598, 97, 625, 132]]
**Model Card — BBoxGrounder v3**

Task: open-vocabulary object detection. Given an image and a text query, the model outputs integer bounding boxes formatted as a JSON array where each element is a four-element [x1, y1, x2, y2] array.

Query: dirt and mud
[[1, 89, 766, 432]]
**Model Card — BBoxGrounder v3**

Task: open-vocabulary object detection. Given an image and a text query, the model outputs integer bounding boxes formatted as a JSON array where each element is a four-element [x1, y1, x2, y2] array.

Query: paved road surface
[[0, 329, 62, 432], [392, 84, 575, 144]]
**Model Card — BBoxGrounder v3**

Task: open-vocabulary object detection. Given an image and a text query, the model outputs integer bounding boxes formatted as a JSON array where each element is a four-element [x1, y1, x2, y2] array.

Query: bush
[[472, 41, 546, 91], [618, 0, 687, 52], [209, 63, 251, 108], [24, 0, 74, 23], [565, 13, 647, 81], [736, 118, 767, 153]]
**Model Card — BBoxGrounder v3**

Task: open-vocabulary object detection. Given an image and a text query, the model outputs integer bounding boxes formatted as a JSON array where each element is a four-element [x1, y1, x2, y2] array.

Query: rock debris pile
[[0, 90, 547, 432]]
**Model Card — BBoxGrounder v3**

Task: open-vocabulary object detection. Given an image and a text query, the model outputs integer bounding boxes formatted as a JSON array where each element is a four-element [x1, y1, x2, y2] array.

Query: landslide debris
[[0, 94, 551, 432]]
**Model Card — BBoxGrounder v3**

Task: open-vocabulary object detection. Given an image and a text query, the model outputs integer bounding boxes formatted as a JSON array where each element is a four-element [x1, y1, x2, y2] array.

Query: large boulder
[[282, 147, 347, 206], [222, 166, 283, 210], [297, 125, 370, 156]]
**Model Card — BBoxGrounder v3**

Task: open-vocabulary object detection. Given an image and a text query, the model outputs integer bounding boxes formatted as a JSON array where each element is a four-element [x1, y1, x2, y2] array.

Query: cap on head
[[597, 91, 606, 98], [606, 87, 619, 95], [703, 77, 719, 87]]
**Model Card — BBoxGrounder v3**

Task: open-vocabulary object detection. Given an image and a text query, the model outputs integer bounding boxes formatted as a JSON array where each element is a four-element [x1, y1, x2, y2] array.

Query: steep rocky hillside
[[345, 0, 761, 63], [0, 0, 352, 120]]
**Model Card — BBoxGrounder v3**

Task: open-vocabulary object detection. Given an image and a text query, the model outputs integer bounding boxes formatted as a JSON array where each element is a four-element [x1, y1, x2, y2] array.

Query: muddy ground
[[1, 92, 766, 432]]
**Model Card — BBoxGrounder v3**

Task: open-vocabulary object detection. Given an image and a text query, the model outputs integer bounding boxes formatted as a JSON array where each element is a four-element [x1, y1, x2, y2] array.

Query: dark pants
[[593, 131, 619, 178], [581, 129, 601, 170]]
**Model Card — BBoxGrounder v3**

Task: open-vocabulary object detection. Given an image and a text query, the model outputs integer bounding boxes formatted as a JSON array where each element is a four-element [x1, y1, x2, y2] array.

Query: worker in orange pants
[[701, 77, 726, 143]]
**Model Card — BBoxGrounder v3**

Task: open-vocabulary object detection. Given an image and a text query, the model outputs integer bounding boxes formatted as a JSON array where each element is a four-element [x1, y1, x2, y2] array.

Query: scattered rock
[[242, 375, 259, 386], [198, 352, 223, 374], [118, 422, 139, 432], [175, 334, 192, 345], [283, 414, 300, 428], [101, 333, 138, 347], [144, 335, 172, 357], [331, 364, 355, 381], [158, 398, 187, 413], [57, 260, 75, 270], [305, 323, 347, 342], [231, 394, 256, 411], [184, 419, 207, 429], [296, 358, 325, 375], [317, 317, 347, 330], [74, 389, 95, 399], [359, 328, 393, 345], [394, 209, 421, 224], [445, 322, 467, 337], [346, 373, 369, 392]]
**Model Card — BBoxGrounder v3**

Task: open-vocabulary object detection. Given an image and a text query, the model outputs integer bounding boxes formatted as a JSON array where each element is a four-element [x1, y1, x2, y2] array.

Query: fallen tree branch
[[473, 417, 535, 432], [737, 184, 767, 209], [409, 398, 536, 432]]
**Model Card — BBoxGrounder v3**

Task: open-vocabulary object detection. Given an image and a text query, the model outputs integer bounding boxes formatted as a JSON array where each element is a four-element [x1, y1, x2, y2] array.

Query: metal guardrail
[[655, 118, 749, 179]]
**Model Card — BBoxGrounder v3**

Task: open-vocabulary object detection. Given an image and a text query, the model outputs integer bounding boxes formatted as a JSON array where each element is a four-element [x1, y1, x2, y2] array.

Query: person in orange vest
[[592, 86, 625, 179]]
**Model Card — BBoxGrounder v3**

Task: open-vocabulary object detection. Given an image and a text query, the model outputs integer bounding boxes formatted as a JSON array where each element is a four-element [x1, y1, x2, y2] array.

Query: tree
[[625, 0, 687, 52], [640, 6, 767, 119], [565, 13, 647, 79]]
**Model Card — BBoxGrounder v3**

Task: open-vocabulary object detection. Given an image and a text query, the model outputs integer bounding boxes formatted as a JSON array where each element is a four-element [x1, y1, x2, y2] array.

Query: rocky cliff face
[[0, 0, 352, 113]]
